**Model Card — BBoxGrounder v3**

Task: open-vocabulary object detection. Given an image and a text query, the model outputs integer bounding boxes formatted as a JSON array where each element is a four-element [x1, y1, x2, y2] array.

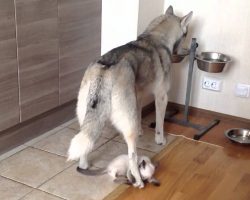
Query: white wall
[[137, 0, 165, 35], [101, 0, 250, 119], [101, 0, 139, 54], [164, 0, 250, 119]]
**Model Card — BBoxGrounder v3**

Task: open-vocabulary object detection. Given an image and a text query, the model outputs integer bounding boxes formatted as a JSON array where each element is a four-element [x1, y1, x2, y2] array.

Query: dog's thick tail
[[67, 67, 111, 161], [76, 167, 107, 176]]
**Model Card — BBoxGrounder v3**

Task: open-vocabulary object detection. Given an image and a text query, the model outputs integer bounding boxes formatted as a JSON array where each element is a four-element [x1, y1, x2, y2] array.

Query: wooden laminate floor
[[105, 112, 250, 200]]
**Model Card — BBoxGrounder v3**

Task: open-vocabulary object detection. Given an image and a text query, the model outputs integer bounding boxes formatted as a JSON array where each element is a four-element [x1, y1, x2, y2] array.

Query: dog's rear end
[[68, 63, 111, 169]]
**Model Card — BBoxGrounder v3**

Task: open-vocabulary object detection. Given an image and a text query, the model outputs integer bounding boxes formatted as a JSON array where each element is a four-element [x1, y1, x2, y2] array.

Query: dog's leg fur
[[111, 74, 144, 188], [154, 83, 168, 145], [137, 98, 143, 136], [68, 117, 106, 169]]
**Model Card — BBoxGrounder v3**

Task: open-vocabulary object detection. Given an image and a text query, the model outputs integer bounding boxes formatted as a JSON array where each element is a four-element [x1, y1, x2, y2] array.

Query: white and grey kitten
[[77, 154, 160, 186]]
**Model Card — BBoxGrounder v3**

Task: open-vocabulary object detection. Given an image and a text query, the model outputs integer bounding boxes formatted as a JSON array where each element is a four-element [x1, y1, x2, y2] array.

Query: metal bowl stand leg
[[150, 38, 220, 140]]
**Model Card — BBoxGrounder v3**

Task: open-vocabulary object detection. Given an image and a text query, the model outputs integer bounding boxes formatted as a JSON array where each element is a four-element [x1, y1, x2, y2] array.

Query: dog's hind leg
[[68, 117, 105, 169], [154, 87, 168, 145], [111, 88, 144, 188], [137, 97, 143, 136]]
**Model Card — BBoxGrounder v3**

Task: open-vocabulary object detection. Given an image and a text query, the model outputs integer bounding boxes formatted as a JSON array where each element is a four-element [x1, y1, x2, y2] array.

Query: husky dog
[[68, 6, 193, 188], [76, 154, 160, 186]]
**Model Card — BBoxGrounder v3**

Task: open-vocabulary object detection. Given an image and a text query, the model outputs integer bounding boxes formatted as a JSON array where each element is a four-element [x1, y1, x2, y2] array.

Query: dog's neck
[[137, 32, 178, 55]]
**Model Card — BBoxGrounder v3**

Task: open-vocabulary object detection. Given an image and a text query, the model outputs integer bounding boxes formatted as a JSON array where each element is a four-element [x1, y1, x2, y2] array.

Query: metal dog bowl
[[196, 52, 231, 73], [171, 49, 189, 63], [225, 128, 250, 144]]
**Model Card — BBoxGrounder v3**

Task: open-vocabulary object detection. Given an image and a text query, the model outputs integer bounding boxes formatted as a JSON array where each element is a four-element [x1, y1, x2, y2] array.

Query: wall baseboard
[[167, 102, 250, 128], [140, 101, 250, 129], [0, 100, 156, 155], [0, 100, 76, 155], [1, 100, 248, 155]]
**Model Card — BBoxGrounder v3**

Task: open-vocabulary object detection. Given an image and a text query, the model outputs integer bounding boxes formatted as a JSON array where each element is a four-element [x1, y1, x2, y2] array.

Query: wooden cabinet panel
[[58, 0, 101, 104], [16, 0, 59, 121], [0, 0, 20, 131]]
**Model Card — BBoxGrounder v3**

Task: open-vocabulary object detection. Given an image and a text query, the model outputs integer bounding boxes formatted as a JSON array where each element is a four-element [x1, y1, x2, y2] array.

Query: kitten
[[76, 154, 160, 186]]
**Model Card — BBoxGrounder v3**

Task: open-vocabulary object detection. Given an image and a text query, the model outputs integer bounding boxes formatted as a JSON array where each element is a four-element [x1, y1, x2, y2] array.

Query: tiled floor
[[0, 118, 176, 200]]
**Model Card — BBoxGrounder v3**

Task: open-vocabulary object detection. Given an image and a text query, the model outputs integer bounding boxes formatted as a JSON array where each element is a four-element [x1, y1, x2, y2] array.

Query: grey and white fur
[[67, 6, 193, 188], [76, 154, 160, 186]]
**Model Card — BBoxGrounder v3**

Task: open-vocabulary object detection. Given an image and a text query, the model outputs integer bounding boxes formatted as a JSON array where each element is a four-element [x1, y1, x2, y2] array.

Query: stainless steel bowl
[[196, 52, 231, 73], [171, 49, 189, 63], [225, 128, 250, 144]]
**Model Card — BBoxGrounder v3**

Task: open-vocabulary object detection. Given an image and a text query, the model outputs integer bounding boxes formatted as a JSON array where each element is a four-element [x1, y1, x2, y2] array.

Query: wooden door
[[0, 0, 20, 131], [58, 0, 101, 104], [16, 0, 59, 121]]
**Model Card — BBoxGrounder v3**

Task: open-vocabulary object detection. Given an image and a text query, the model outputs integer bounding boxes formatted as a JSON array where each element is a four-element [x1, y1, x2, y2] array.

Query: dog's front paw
[[155, 134, 166, 145], [133, 180, 144, 189]]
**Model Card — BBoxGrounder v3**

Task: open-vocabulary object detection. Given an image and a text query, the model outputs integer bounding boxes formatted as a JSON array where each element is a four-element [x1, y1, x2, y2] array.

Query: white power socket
[[235, 83, 250, 98], [202, 77, 222, 91]]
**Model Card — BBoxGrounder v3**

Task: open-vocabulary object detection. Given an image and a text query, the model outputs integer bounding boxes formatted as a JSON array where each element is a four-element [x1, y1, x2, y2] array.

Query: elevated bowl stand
[[150, 38, 220, 140]]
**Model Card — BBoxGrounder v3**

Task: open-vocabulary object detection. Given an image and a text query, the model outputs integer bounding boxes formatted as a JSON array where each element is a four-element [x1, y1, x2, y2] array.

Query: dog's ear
[[165, 5, 174, 16], [181, 11, 193, 28]]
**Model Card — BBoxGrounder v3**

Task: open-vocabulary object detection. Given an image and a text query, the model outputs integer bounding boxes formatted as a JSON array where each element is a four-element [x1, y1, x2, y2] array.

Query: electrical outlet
[[235, 83, 250, 98], [202, 77, 222, 91]]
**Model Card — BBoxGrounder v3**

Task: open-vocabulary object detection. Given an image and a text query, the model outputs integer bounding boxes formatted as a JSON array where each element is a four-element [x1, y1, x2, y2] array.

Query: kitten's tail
[[76, 167, 107, 176]]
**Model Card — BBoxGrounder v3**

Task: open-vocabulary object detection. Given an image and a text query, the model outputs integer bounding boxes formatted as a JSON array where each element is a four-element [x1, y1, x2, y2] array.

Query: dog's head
[[145, 5, 193, 54]]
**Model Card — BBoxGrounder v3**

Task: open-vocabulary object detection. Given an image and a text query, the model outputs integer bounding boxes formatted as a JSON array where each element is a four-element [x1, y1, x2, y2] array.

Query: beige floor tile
[[31, 128, 109, 157], [142, 113, 155, 126], [24, 126, 64, 146], [39, 164, 118, 200], [59, 118, 77, 128], [0, 176, 32, 200], [113, 125, 175, 153], [0, 145, 27, 162], [88, 141, 155, 168], [67, 121, 80, 131], [30, 128, 77, 157], [21, 190, 64, 200], [0, 148, 72, 188], [101, 123, 119, 139]]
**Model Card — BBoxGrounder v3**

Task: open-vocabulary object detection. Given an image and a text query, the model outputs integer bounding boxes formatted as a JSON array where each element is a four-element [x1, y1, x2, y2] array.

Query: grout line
[[28, 146, 72, 160], [13, 0, 22, 122], [35, 189, 67, 200], [66, 126, 79, 132], [0, 175, 33, 191], [37, 161, 76, 189], [18, 190, 33, 200]]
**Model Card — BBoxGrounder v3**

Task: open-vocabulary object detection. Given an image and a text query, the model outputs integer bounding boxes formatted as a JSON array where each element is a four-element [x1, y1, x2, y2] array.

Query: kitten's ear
[[140, 160, 146, 168], [149, 177, 161, 186]]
